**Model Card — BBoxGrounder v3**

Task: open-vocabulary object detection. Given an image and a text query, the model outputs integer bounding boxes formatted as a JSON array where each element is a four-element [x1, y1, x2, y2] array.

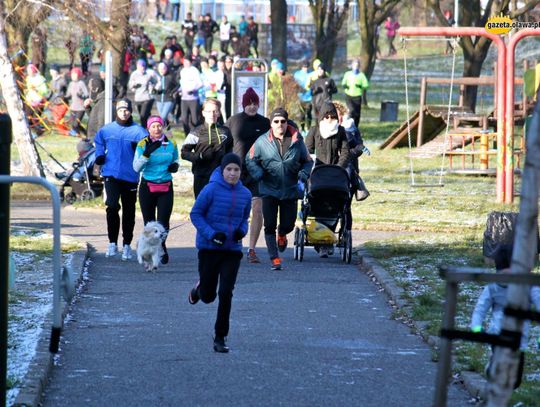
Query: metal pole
[[104, 51, 113, 125], [434, 281, 458, 407], [0, 114, 12, 407], [454, 1, 459, 28]]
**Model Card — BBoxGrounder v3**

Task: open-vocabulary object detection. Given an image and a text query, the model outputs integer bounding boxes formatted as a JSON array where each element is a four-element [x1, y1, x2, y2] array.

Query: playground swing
[[402, 37, 459, 188]]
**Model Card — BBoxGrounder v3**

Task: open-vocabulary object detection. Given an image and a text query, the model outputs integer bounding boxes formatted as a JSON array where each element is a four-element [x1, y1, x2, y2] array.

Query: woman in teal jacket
[[133, 115, 179, 264]]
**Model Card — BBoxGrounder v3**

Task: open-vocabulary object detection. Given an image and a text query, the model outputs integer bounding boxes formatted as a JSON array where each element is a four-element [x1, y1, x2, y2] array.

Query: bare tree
[[308, 0, 350, 72], [428, 0, 540, 111], [0, 1, 45, 177], [356, 0, 400, 80], [270, 0, 288, 68], [48, 0, 132, 77]]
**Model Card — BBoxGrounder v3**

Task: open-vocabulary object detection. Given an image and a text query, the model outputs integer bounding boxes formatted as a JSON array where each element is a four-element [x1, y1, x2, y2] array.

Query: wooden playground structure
[[386, 27, 540, 203], [380, 71, 532, 175]]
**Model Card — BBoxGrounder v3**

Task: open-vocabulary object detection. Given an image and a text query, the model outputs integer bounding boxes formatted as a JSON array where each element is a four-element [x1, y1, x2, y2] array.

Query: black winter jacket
[[181, 123, 232, 177]]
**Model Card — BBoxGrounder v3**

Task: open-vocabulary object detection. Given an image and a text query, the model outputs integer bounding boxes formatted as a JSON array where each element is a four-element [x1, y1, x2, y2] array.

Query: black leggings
[[136, 99, 155, 128], [198, 250, 243, 338], [345, 95, 363, 128], [193, 174, 211, 198], [138, 179, 174, 234], [181, 99, 200, 135], [104, 177, 138, 246]]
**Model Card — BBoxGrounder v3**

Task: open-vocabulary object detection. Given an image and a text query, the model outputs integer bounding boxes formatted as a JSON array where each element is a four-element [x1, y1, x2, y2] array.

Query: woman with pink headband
[[133, 115, 179, 264]]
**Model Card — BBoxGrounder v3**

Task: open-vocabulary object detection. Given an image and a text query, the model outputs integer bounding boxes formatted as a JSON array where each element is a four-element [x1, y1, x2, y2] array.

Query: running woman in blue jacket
[[188, 153, 252, 353], [133, 116, 179, 264]]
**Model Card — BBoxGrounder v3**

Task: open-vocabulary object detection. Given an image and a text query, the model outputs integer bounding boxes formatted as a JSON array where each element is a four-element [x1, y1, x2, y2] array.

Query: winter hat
[[493, 243, 513, 271], [318, 102, 338, 121], [137, 59, 146, 68], [312, 58, 322, 70], [242, 87, 259, 108], [270, 107, 288, 122], [146, 115, 164, 129], [49, 63, 60, 73], [116, 98, 133, 113], [71, 67, 83, 78], [220, 153, 242, 173]]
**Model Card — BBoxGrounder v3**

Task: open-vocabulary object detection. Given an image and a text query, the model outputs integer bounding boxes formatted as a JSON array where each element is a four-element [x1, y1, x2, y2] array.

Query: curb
[[13, 245, 92, 407], [356, 248, 486, 402]]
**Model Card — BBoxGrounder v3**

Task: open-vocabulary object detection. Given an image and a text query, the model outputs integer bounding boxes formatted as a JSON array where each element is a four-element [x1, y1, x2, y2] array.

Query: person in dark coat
[[310, 63, 337, 121], [246, 108, 313, 271], [188, 153, 252, 353], [226, 87, 270, 264], [305, 101, 351, 258]]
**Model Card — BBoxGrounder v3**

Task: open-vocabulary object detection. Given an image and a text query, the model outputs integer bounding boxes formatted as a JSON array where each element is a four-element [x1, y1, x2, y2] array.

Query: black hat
[[270, 107, 288, 121], [49, 63, 60, 72], [221, 153, 242, 172], [493, 243, 513, 271], [116, 98, 132, 113], [301, 61, 309, 68]]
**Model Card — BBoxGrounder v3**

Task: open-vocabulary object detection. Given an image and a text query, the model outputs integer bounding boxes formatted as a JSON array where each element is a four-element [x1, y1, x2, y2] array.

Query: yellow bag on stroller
[[305, 219, 337, 244]]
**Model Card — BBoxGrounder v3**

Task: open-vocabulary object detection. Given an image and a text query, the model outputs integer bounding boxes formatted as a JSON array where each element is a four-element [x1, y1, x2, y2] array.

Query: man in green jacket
[[246, 108, 313, 271], [341, 59, 369, 127]]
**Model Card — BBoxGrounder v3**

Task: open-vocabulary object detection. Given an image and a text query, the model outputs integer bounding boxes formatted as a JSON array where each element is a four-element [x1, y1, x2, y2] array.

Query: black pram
[[55, 148, 103, 204], [293, 164, 353, 263]]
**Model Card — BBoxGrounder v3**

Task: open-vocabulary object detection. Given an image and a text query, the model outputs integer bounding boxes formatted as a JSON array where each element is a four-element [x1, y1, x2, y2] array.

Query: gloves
[[355, 84, 363, 88], [298, 172, 309, 183], [167, 162, 179, 173], [198, 148, 214, 161], [133, 83, 142, 89], [95, 155, 105, 165], [143, 140, 161, 158], [362, 146, 371, 156], [233, 229, 245, 242], [471, 326, 482, 333], [343, 84, 349, 90], [188, 90, 198, 95], [212, 232, 227, 246]]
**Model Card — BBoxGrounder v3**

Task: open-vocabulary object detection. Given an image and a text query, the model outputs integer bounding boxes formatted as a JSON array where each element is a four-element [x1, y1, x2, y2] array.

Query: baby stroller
[[293, 164, 353, 264], [55, 147, 103, 204]]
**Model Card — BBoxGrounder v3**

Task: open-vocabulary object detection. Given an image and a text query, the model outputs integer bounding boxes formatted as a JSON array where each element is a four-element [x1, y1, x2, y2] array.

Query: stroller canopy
[[308, 164, 350, 196]]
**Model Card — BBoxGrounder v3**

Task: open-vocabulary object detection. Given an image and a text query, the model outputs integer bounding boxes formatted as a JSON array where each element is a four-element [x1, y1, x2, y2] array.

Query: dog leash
[[167, 221, 190, 233]]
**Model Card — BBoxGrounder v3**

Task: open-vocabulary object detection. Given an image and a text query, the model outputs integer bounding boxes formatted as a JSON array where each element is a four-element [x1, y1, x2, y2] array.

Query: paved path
[[12, 202, 473, 406]]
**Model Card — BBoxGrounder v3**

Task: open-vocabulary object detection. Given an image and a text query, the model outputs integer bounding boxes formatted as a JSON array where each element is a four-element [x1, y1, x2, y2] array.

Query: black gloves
[[167, 162, 179, 173], [198, 149, 214, 161], [188, 90, 198, 96], [143, 140, 161, 158], [233, 229, 245, 242], [95, 155, 105, 165], [212, 232, 227, 246], [355, 84, 362, 88], [133, 83, 142, 89]]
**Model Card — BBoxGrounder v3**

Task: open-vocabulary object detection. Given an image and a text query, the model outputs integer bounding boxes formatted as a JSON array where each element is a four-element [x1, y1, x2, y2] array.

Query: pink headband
[[146, 116, 164, 129]]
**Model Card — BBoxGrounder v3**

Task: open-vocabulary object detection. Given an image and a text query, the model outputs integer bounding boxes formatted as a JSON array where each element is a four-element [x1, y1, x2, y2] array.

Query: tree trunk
[[270, 0, 288, 68], [358, 0, 377, 79], [107, 0, 132, 77], [0, 3, 44, 177]]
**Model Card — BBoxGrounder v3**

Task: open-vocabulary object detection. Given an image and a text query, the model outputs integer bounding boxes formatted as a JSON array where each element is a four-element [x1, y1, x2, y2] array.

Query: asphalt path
[[11, 201, 474, 406]]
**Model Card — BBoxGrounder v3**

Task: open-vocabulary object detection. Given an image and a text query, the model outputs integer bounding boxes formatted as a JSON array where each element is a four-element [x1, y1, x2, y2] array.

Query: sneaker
[[161, 245, 169, 264], [213, 336, 229, 353], [105, 242, 117, 257], [188, 281, 200, 305], [121, 244, 132, 261], [271, 257, 282, 271], [277, 235, 288, 252], [247, 249, 261, 264], [320, 247, 329, 258]]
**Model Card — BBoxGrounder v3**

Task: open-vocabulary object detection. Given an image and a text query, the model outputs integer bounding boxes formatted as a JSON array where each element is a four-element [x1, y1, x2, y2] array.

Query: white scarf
[[319, 120, 339, 139]]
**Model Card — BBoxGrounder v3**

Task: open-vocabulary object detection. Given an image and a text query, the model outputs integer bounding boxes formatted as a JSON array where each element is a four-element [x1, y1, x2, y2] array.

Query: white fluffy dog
[[136, 221, 167, 272]]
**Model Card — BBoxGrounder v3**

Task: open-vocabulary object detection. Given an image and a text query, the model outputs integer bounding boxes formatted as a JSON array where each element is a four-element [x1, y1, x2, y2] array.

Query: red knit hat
[[242, 87, 260, 108], [71, 67, 83, 78]]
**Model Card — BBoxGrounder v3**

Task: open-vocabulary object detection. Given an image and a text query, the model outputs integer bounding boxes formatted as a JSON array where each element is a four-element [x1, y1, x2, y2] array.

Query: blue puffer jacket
[[190, 167, 252, 251], [95, 121, 148, 183], [245, 126, 313, 200]]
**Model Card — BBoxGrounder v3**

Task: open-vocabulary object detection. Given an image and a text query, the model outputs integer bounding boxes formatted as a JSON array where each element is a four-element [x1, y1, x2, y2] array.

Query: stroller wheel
[[298, 228, 305, 262], [81, 189, 96, 201], [293, 228, 299, 260], [341, 230, 353, 264], [65, 192, 77, 205]]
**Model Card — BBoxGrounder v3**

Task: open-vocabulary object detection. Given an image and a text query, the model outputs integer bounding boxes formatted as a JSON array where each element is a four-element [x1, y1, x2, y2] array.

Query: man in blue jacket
[[246, 108, 313, 270], [94, 99, 148, 260]]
